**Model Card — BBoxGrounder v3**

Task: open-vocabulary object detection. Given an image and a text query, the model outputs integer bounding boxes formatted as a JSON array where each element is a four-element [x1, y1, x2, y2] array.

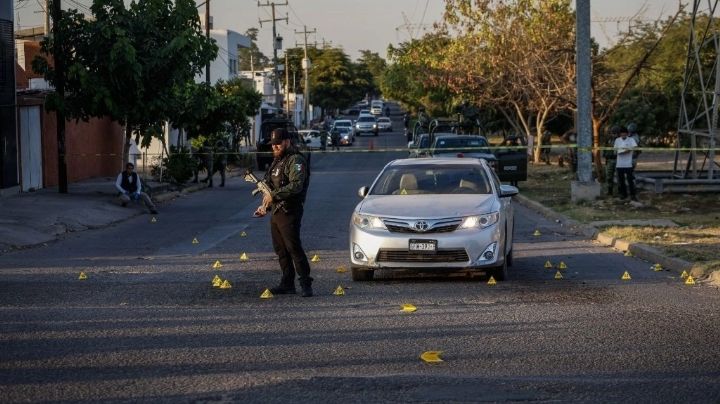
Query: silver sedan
[[349, 158, 518, 281]]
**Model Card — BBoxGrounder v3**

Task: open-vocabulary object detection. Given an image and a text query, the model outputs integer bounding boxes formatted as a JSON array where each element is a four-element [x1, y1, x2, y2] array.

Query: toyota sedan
[[350, 158, 517, 281]]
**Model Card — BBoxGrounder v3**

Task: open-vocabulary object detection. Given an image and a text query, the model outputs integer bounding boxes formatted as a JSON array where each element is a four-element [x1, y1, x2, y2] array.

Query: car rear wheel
[[351, 267, 374, 281]]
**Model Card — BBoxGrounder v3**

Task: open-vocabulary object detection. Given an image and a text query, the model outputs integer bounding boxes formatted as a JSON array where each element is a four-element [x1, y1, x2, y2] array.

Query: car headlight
[[459, 212, 499, 229], [352, 212, 387, 229], [373, 124, 377, 128]]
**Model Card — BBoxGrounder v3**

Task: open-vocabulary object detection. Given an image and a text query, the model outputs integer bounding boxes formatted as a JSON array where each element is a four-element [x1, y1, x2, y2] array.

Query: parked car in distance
[[350, 158, 517, 281], [355, 115, 379, 136], [359, 109, 371, 116], [332, 119, 353, 131], [299, 129, 330, 150], [336, 126, 354, 146], [408, 133, 431, 157], [377, 117, 392, 132], [430, 134, 496, 163]]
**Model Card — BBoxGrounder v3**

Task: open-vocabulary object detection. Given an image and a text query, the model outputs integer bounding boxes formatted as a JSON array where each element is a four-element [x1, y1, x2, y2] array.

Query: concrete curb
[[514, 194, 695, 275]]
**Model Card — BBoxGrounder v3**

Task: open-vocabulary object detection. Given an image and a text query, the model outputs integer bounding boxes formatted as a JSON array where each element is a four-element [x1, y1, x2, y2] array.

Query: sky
[[13, 0, 685, 60]]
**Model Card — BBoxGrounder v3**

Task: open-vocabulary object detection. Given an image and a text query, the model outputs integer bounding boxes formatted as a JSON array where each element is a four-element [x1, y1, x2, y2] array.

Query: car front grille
[[385, 224, 459, 233], [377, 249, 469, 263]]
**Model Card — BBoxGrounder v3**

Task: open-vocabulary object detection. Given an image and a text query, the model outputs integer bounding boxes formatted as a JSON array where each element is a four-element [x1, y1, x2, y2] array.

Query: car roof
[[377, 117, 391, 121], [389, 157, 484, 167], [334, 119, 352, 123]]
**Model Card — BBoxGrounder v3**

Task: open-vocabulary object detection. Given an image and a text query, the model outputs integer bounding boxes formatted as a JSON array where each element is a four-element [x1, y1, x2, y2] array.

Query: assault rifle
[[243, 169, 286, 214]]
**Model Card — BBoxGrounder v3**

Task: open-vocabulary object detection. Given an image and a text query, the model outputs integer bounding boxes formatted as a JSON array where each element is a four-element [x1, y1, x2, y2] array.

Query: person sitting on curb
[[115, 162, 158, 214]]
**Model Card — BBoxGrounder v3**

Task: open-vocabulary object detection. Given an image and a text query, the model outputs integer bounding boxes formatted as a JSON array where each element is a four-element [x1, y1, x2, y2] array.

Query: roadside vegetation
[[522, 160, 720, 276]]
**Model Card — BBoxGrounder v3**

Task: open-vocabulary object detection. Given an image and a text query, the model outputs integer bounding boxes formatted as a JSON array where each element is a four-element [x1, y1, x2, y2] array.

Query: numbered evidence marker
[[621, 271, 632, 281], [401, 304, 417, 313], [260, 288, 273, 299], [651, 263, 663, 272], [336, 266, 348, 273], [212, 275, 222, 287], [533, 229, 542, 236], [192, 237, 199, 245], [239, 253, 249, 261], [557, 261, 568, 270], [554, 270, 563, 280], [333, 285, 345, 296], [311, 254, 321, 262], [680, 270, 689, 279], [544, 260, 553, 269], [487, 276, 497, 286], [420, 351, 444, 363], [685, 276, 696, 286], [219, 280, 232, 289], [78, 272, 88, 280], [212, 260, 223, 269], [240, 231, 247, 237], [151, 217, 157, 223]]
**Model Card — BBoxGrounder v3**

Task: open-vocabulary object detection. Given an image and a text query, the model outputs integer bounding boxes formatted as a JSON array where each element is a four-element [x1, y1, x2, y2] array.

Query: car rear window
[[370, 164, 492, 195], [434, 137, 491, 154], [358, 117, 375, 122], [334, 121, 351, 127]]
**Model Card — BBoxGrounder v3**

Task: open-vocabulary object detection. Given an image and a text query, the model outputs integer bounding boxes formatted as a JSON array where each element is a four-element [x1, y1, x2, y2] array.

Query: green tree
[[309, 47, 357, 114], [238, 27, 270, 71], [34, 0, 217, 166]]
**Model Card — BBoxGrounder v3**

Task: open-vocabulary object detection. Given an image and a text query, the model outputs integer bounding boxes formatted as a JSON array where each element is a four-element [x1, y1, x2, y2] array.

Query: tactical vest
[[267, 150, 310, 211], [121, 172, 139, 193]]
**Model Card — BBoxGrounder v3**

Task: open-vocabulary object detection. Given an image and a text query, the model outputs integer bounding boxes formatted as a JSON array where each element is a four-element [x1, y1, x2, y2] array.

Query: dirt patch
[[522, 163, 720, 277]]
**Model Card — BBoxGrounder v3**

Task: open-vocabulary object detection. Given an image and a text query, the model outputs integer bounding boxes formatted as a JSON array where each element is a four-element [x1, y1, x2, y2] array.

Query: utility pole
[[258, 1, 288, 109], [571, 0, 600, 201], [51, 0, 67, 193], [285, 52, 290, 116], [205, 0, 211, 84], [44, 0, 50, 36], [295, 25, 315, 128]]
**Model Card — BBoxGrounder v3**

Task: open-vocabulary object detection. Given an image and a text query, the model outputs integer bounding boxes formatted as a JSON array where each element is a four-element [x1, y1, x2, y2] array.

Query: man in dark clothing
[[115, 162, 158, 214], [253, 128, 313, 297], [603, 126, 620, 196]]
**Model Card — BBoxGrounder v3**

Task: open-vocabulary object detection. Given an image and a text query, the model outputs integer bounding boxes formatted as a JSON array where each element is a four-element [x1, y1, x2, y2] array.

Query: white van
[[370, 100, 384, 115]]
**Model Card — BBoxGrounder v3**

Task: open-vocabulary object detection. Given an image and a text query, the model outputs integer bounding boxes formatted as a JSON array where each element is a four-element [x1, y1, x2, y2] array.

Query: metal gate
[[19, 106, 43, 191]]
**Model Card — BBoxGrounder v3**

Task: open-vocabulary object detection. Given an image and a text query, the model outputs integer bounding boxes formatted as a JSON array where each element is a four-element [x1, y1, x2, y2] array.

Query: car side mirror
[[358, 186, 369, 198], [499, 185, 519, 198]]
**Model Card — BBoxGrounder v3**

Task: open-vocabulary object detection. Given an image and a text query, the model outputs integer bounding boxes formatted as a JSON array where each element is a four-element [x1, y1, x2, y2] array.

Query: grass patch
[[521, 163, 720, 274]]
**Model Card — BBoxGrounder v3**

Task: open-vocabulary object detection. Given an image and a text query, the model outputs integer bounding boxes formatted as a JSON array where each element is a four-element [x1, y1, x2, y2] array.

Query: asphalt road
[[1, 107, 719, 403]]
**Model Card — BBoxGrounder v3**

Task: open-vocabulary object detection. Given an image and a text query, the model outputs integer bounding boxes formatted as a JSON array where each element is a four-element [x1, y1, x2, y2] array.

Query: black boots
[[300, 284, 313, 297]]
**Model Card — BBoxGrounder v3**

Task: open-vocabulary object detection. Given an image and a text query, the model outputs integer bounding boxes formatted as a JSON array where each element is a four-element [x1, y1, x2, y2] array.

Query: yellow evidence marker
[[557, 261, 568, 270], [680, 270, 689, 279], [240, 231, 247, 237], [336, 266, 348, 273], [239, 253, 249, 261], [333, 285, 345, 296], [151, 217, 157, 223], [260, 288, 273, 299], [651, 263, 663, 272], [212, 275, 222, 287], [685, 276, 696, 286], [554, 271, 563, 280], [533, 229, 542, 237], [401, 304, 417, 313], [487, 276, 497, 286], [544, 260, 553, 269], [400, 189, 408, 195], [621, 271, 632, 281], [311, 254, 321, 262], [219, 280, 232, 289], [78, 272, 88, 280], [624, 250, 633, 257], [192, 237, 199, 244], [420, 351, 444, 363], [212, 260, 223, 269]]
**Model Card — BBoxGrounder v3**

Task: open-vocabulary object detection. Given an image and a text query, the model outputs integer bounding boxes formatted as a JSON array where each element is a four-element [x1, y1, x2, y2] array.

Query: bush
[[152, 146, 196, 185]]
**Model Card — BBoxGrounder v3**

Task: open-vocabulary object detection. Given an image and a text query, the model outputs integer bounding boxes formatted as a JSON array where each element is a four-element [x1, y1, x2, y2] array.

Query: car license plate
[[409, 239, 437, 253]]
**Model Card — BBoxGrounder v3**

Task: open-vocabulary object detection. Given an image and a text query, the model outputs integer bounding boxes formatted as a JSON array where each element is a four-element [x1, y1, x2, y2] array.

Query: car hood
[[431, 152, 497, 161], [358, 194, 497, 218]]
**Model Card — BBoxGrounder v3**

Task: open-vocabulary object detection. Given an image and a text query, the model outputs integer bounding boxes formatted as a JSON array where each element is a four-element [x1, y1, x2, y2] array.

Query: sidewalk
[[0, 175, 209, 254]]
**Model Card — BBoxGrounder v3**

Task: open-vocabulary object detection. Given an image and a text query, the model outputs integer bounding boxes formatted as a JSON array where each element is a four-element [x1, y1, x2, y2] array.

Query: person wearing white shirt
[[115, 162, 158, 214], [613, 127, 638, 201]]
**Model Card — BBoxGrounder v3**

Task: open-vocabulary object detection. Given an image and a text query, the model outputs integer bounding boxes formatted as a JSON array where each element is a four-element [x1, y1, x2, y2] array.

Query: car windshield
[[378, 118, 390, 123], [433, 137, 491, 154], [370, 164, 492, 195], [335, 121, 351, 127], [358, 117, 375, 122], [338, 127, 351, 134]]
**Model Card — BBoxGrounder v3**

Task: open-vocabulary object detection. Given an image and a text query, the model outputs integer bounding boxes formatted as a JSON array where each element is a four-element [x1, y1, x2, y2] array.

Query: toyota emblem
[[413, 221, 429, 232]]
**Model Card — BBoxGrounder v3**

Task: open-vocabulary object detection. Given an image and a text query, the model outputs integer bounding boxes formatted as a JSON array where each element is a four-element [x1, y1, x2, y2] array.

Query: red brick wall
[[40, 110, 125, 187], [15, 41, 45, 89]]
